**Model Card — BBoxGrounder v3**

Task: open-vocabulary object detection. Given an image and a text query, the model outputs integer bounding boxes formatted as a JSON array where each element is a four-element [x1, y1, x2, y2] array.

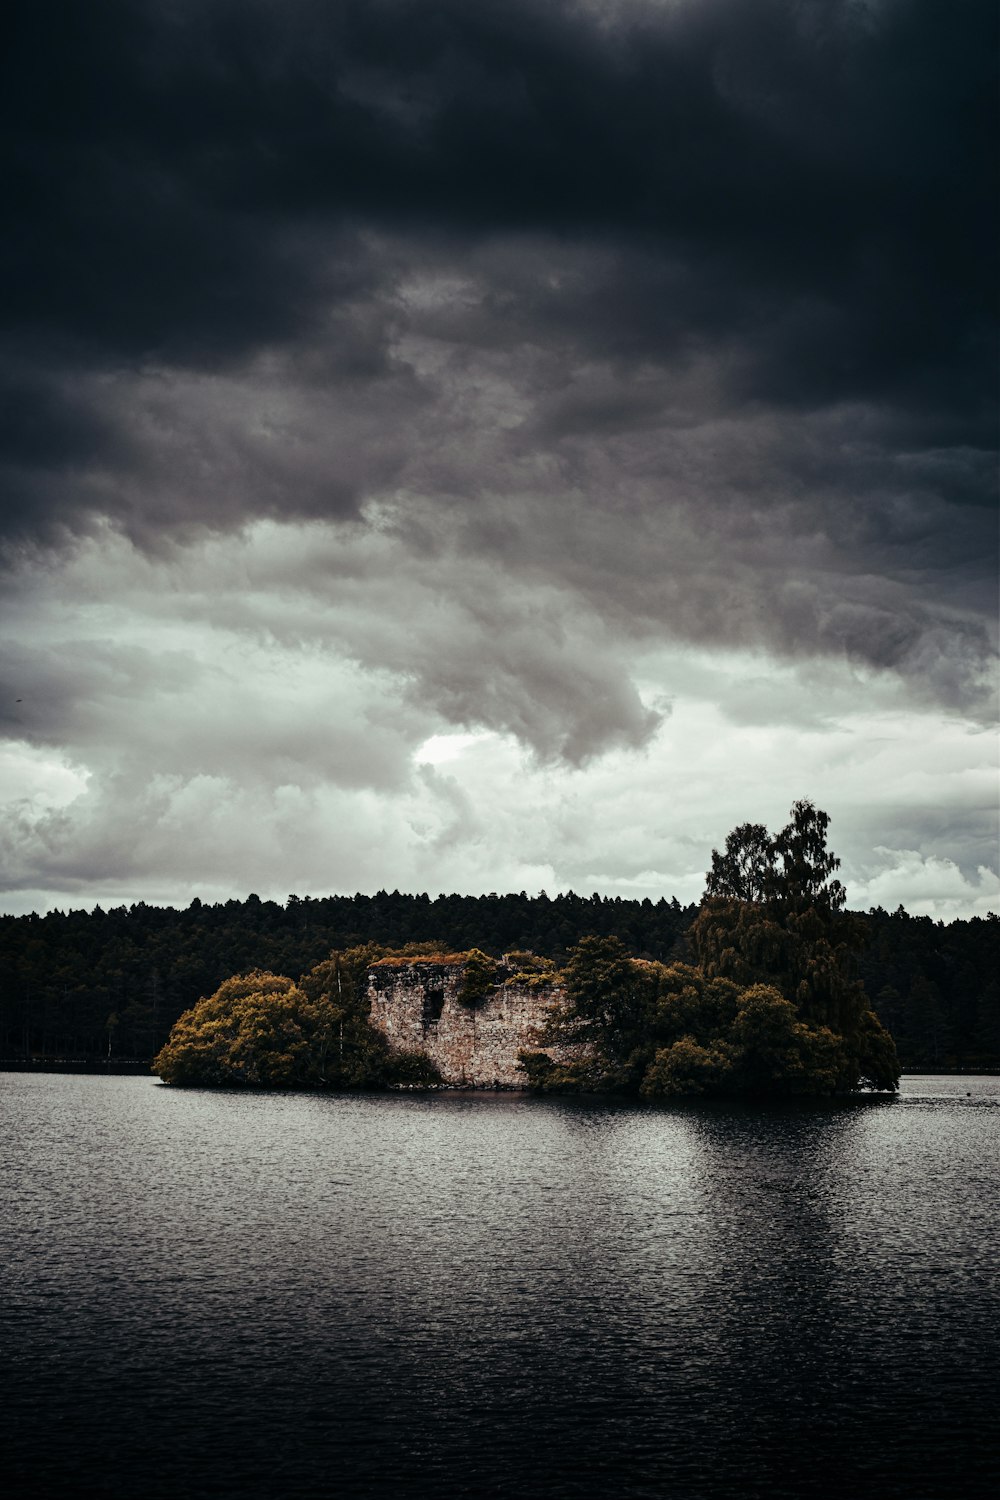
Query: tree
[[559, 936, 657, 1061], [640, 1035, 732, 1098], [650, 963, 740, 1048], [1, 888, 988, 1066], [772, 800, 847, 917], [641, 980, 850, 1100], [534, 803, 900, 1099], [703, 801, 846, 914], [689, 801, 898, 1092], [153, 954, 441, 1090], [152, 971, 335, 1087], [726, 985, 846, 1096], [705, 822, 775, 903]]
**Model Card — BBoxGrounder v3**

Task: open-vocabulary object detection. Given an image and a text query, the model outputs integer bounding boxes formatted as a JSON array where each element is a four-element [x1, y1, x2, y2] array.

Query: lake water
[[2, 1074, 998, 1499]]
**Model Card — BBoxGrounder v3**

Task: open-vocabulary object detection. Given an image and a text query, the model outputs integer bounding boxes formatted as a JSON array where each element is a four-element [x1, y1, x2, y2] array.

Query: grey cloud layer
[[1, 525, 660, 769], [1, 526, 995, 916]]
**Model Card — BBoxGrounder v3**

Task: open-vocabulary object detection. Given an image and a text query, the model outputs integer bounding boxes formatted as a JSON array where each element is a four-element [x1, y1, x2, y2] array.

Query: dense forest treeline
[[1, 886, 997, 1069]]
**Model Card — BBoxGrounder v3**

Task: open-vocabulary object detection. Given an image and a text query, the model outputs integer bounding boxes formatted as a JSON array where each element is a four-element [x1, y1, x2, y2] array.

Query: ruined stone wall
[[367, 959, 583, 1087]]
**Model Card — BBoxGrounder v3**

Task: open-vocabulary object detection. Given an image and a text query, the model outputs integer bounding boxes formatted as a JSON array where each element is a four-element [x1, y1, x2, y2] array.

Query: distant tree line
[[0, 890, 694, 1062], [0, 876, 996, 1070], [859, 906, 999, 1070]]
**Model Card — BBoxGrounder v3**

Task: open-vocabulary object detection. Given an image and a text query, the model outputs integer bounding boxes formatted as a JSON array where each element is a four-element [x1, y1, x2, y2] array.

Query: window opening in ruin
[[422, 987, 445, 1025]]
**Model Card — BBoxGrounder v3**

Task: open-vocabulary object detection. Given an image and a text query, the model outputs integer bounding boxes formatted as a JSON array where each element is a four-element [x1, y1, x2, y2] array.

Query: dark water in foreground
[[2, 1075, 998, 1500]]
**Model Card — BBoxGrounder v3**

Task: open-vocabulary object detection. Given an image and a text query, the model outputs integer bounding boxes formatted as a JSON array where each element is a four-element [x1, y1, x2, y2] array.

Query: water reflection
[[1, 1076, 997, 1499]]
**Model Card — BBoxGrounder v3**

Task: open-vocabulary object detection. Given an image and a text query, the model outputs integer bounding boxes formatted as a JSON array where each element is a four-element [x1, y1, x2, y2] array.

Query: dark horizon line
[[3, 888, 996, 927]]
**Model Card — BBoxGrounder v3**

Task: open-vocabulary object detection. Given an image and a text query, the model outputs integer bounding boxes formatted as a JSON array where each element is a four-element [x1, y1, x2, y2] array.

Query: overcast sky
[[1, 0, 997, 921]]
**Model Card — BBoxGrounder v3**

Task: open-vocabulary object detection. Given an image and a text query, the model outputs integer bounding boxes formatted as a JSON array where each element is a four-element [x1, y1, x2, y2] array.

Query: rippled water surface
[[3, 1074, 998, 1498]]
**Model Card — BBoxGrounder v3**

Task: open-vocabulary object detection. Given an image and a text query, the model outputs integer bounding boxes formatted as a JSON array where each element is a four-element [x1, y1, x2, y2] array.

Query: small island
[[154, 801, 899, 1098]]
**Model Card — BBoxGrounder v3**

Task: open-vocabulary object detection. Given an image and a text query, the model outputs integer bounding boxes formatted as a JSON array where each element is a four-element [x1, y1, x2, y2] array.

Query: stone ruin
[[366, 955, 585, 1087]]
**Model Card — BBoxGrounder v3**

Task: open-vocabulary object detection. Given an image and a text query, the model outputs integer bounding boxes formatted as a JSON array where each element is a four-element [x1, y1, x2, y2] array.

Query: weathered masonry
[[367, 957, 583, 1087]]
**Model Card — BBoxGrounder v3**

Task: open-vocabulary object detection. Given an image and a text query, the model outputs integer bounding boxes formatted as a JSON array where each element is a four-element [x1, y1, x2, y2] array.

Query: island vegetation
[[153, 947, 440, 1089], [1, 802, 996, 1075], [151, 802, 894, 1096], [522, 802, 900, 1097]]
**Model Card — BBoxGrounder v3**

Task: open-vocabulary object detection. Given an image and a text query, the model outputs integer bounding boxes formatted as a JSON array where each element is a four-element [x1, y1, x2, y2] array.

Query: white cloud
[[0, 744, 90, 813], [849, 849, 1000, 920], [416, 732, 490, 765]]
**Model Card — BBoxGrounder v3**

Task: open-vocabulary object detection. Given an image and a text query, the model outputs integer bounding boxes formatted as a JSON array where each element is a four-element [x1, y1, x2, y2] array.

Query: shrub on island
[[153, 950, 439, 1089]]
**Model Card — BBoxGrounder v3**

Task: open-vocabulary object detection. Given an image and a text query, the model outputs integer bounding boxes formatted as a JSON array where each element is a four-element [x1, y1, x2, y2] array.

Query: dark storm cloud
[[1, 0, 996, 747], [4, 1, 994, 396]]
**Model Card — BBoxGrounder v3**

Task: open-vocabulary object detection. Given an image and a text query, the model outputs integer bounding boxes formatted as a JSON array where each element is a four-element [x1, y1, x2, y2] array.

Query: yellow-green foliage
[[154, 954, 441, 1090], [640, 1036, 731, 1098], [457, 948, 499, 1006], [505, 951, 558, 989], [729, 984, 845, 1093], [369, 952, 469, 968], [152, 971, 335, 1088]]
